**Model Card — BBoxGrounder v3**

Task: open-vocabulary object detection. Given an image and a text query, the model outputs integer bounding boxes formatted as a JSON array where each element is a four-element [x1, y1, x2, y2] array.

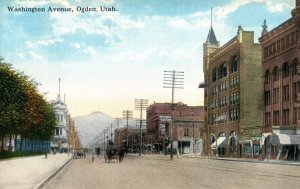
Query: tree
[[0, 57, 56, 151], [0, 58, 28, 150]]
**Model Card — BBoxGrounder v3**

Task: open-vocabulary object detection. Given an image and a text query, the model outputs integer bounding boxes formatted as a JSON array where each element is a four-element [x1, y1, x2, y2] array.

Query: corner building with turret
[[201, 25, 263, 157]]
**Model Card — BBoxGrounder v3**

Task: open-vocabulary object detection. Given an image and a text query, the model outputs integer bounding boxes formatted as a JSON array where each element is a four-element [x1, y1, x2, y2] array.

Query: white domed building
[[49, 80, 70, 153]]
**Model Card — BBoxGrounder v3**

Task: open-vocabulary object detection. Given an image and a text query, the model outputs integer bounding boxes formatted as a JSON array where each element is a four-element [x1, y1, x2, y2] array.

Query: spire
[[210, 7, 213, 27], [261, 19, 268, 36], [205, 7, 219, 46], [58, 78, 61, 99]]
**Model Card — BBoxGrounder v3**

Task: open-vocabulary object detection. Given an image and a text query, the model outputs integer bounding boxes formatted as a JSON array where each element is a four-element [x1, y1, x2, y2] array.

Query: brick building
[[260, 0, 300, 161], [114, 127, 145, 152], [200, 24, 263, 157], [146, 102, 205, 154]]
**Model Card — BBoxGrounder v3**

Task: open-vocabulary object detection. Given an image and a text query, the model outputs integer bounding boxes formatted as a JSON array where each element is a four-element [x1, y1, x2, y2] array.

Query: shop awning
[[260, 132, 272, 146], [269, 134, 300, 145], [211, 136, 226, 149]]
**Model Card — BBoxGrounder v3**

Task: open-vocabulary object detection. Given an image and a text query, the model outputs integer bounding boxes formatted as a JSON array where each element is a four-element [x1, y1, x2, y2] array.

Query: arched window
[[282, 62, 289, 78], [264, 70, 270, 84], [219, 63, 227, 78], [211, 68, 217, 82], [292, 58, 300, 74], [231, 56, 238, 72], [273, 66, 279, 81]]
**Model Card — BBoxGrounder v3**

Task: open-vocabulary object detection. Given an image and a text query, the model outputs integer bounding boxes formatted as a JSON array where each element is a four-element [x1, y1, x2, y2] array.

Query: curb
[[184, 155, 300, 166], [34, 158, 73, 189], [130, 154, 300, 166]]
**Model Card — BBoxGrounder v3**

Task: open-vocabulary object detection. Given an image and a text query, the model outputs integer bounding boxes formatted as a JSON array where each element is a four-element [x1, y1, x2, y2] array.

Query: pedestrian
[[92, 153, 94, 163], [44, 149, 48, 159]]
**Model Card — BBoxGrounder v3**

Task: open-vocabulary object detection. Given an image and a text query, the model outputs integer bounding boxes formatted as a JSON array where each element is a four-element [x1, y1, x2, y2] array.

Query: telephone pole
[[123, 110, 133, 150], [135, 99, 148, 156], [163, 70, 184, 160]]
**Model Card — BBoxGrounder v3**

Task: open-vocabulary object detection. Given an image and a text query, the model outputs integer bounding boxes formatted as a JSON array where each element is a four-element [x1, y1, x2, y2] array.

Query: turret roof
[[206, 26, 218, 46]]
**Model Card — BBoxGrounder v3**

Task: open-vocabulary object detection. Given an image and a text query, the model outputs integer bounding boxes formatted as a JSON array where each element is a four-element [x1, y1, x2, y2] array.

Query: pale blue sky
[[0, 0, 295, 117]]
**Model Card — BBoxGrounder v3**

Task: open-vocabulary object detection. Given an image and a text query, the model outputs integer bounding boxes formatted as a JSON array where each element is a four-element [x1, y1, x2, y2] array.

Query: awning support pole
[[294, 145, 297, 161]]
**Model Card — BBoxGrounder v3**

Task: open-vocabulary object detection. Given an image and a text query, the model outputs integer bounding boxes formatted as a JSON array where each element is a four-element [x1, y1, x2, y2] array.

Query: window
[[265, 112, 271, 127], [265, 91, 270, 106], [286, 35, 290, 48], [293, 108, 297, 124], [55, 127, 62, 136], [230, 76, 239, 88], [273, 88, 279, 104], [212, 68, 217, 82], [292, 58, 299, 75], [231, 56, 238, 72], [264, 70, 270, 84], [273, 111, 280, 125], [281, 38, 285, 51], [283, 85, 289, 102], [219, 63, 227, 78], [264, 48, 268, 59], [273, 67, 279, 81], [282, 109, 289, 125], [230, 108, 239, 121], [277, 41, 280, 53], [282, 63, 289, 78], [184, 128, 189, 136], [291, 32, 295, 46]]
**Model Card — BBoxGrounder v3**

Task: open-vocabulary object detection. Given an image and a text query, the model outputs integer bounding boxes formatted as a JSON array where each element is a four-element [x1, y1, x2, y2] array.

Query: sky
[[0, 0, 295, 118]]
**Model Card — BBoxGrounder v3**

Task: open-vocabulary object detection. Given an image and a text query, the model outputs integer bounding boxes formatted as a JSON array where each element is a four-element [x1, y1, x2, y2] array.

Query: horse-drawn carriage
[[104, 148, 124, 163]]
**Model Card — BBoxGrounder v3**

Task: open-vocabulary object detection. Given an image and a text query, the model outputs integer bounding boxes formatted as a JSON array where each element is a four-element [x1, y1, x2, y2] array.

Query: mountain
[[74, 111, 140, 148], [73, 111, 115, 148]]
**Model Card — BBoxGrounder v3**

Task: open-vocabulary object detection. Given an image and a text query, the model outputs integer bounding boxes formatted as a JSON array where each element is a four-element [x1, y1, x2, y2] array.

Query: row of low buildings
[[114, 1, 300, 161], [199, 1, 300, 160], [113, 103, 205, 155]]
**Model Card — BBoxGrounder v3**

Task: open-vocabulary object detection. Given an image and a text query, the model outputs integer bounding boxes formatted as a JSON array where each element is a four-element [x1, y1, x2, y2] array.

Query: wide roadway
[[46, 154, 300, 189]]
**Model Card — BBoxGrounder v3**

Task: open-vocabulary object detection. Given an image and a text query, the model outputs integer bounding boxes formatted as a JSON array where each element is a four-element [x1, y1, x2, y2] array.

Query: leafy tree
[[0, 57, 56, 151], [0, 58, 28, 150]]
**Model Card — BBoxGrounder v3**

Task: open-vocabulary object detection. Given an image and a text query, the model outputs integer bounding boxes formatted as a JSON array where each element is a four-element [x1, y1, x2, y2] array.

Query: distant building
[[146, 102, 205, 154], [260, 0, 300, 160], [114, 126, 143, 152], [49, 79, 69, 153], [200, 23, 263, 157]]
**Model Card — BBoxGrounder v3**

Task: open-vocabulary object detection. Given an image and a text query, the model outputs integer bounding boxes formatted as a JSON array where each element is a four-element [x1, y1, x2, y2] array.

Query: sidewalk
[[0, 153, 72, 189], [130, 153, 300, 166], [183, 153, 300, 166]]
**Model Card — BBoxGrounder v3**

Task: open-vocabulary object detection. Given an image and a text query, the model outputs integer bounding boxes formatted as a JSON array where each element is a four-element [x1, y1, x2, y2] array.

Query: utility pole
[[135, 99, 148, 156], [110, 123, 113, 141], [163, 70, 184, 160], [115, 118, 121, 149], [103, 131, 106, 150], [123, 110, 133, 150]]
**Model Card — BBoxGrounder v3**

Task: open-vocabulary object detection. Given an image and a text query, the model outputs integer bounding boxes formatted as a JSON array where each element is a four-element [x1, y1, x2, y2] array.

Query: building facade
[[201, 25, 263, 157], [114, 127, 143, 152], [49, 79, 70, 153], [260, 0, 300, 161], [146, 102, 205, 154]]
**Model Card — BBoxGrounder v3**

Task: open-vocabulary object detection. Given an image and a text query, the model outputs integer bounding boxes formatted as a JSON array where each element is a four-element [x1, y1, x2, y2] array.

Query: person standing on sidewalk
[[44, 149, 48, 159]]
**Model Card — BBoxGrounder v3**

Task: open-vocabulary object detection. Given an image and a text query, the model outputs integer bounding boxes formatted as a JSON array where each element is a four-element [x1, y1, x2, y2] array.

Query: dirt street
[[46, 154, 300, 189]]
